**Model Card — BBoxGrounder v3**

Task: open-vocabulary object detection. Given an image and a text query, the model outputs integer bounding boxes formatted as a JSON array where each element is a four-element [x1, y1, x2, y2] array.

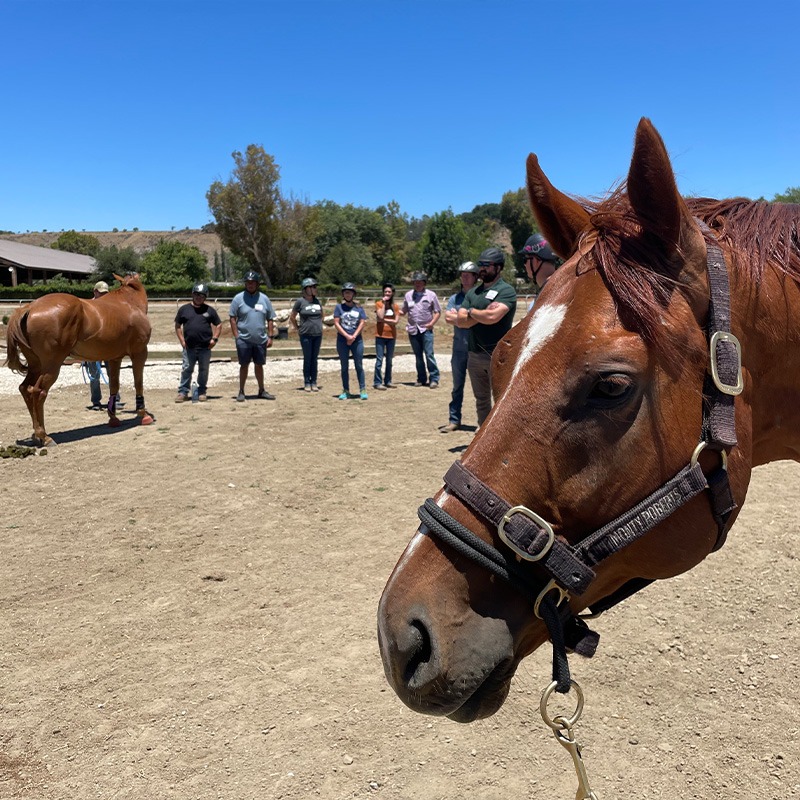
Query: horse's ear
[[526, 153, 591, 260], [627, 118, 707, 313], [112, 273, 124, 284], [627, 119, 685, 249]]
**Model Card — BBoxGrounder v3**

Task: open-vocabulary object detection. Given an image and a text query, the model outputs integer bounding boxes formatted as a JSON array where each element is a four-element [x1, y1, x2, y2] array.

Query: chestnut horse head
[[5, 273, 153, 446], [378, 118, 800, 722]]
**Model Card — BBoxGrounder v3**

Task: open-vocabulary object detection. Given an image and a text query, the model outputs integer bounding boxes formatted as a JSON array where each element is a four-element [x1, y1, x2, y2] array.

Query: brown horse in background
[[5, 273, 154, 446]]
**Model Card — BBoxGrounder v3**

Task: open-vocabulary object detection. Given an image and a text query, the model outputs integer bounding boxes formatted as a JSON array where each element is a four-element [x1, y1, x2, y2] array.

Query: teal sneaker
[[360, 390, 368, 400], [338, 392, 348, 400]]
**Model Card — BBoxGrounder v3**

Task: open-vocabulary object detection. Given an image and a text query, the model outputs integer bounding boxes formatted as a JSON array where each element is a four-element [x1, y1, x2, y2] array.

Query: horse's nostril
[[402, 619, 433, 686]]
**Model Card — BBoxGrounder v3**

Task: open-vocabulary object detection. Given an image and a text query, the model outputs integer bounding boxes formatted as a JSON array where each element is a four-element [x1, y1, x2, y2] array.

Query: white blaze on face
[[510, 303, 568, 382]]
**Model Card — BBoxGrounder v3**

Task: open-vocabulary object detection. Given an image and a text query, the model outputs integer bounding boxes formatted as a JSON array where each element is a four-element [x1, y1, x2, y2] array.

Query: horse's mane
[[583, 189, 800, 345]]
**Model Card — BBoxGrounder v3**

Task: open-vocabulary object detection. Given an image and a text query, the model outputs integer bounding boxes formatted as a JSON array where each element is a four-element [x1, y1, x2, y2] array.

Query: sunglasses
[[477, 261, 498, 268]]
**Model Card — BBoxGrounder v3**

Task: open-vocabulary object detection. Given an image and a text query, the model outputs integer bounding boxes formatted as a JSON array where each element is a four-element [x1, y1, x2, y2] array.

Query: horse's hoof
[[140, 414, 154, 426], [43, 437, 57, 448], [108, 416, 122, 428]]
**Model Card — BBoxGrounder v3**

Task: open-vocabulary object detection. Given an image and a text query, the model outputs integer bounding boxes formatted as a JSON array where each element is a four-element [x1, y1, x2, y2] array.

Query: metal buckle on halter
[[534, 579, 571, 619], [498, 505, 555, 561], [691, 440, 728, 471], [709, 331, 743, 395]]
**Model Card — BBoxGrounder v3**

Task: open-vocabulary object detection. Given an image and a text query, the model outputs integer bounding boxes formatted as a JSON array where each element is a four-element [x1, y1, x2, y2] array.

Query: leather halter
[[417, 225, 743, 690]]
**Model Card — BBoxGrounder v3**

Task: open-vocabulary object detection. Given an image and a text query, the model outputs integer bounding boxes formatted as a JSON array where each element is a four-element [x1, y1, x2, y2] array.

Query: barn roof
[[0, 239, 96, 275]]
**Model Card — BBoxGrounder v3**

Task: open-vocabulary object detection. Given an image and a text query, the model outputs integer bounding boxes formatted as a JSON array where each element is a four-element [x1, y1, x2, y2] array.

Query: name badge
[[386, 309, 394, 317], [485, 290, 498, 301], [255, 303, 265, 312], [408, 301, 415, 309]]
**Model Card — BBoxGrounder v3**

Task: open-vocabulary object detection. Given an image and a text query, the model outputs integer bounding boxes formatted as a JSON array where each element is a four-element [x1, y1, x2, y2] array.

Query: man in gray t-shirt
[[229, 270, 277, 402]]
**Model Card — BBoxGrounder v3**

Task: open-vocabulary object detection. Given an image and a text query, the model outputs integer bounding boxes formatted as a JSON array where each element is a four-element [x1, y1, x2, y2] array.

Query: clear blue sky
[[2, 0, 797, 232]]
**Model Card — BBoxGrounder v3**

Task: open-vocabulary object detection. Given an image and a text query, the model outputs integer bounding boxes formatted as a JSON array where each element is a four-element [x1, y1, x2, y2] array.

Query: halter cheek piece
[[418, 224, 743, 693]]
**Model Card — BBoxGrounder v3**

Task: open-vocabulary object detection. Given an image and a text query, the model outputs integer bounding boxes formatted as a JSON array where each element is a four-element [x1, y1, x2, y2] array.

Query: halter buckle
[[498, 505, 555, 561], [709, 331, 743, 395], [691, 440, 728, 471], [534, 579, 571, 619]]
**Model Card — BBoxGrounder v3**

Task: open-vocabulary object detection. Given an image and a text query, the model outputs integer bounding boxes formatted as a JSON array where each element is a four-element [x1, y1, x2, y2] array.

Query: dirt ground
[[0, 316, 798, 798]]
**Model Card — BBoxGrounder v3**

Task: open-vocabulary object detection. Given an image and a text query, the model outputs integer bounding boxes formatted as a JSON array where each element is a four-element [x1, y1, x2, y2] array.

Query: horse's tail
[[5, 307, 30, 374]]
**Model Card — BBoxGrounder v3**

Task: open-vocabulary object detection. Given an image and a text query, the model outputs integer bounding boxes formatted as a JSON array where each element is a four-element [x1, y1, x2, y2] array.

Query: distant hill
[[0, 230, 223, 270]]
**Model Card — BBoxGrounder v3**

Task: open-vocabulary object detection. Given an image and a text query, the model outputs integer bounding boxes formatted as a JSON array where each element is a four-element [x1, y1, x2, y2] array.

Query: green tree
[[206, 144, 283, 287], [376, 200, 410, 283], [419, 210, 472, 283], [459, 203, 501, 228], [318, 240, 377, 286], [92, 245, 141, 283], [139, 240, 209, 285], [499, 188, 537, 257], [772, 186, 800, 203], [51, 230, 101, 256], [301, 201, 393, 284], [268, 195, 319, 286]]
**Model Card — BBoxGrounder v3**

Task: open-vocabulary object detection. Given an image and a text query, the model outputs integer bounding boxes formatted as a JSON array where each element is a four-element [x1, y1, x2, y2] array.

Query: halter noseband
[[418, 224, 743, 692]]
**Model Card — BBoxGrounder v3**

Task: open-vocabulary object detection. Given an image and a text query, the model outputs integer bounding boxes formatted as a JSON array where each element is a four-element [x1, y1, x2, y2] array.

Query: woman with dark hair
[[373, 283, 399, 390]]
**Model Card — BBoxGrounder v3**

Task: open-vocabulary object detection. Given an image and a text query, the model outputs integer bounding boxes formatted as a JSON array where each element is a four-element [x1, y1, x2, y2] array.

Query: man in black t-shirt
[[174, 283, 223, 403]]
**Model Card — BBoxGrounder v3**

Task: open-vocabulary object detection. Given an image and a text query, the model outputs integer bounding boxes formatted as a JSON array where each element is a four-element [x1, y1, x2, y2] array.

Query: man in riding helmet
[[229, 270, 277, 401], [520, 232, 559, 290], [174, 282, 223, 403]]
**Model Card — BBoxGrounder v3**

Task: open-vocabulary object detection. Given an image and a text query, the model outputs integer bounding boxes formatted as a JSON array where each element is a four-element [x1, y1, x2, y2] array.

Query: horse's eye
[[588, 374, 634, 404]]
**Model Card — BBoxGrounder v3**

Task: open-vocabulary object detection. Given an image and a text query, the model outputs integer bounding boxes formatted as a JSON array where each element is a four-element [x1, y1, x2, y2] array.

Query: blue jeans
[[86, 361, 103, 405], [179, 347, 212, 395], [300, 334, 322, 386], [448, 345, 469, 424], [336, 335, 365, 393], [408, 330, 439, 384], [374, 337, 395, 387]]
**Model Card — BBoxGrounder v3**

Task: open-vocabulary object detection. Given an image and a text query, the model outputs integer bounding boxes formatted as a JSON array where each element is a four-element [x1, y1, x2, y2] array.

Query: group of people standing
[[88, 235, 558, 422], [283, 234, 559, 427], [441, 235, 560, 429]]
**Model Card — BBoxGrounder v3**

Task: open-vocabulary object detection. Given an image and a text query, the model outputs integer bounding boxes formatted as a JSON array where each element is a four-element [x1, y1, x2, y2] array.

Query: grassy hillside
[[1, 230, 222, 270]]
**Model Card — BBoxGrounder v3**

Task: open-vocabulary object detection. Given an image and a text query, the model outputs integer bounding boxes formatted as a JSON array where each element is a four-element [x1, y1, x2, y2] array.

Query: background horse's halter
[[418, 224, 742, 694]]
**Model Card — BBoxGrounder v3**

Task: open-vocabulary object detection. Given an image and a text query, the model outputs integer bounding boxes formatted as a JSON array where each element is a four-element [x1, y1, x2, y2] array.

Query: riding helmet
[[301, 277, 318, 289], [458, 261, 480, 274], [243, 270, 260, 282], [411, 271, 428, 282], [478, 247, 505, 266], [341, 282, 357, 293], [192, 283, 209, 296], [519, 233, 557, 263]]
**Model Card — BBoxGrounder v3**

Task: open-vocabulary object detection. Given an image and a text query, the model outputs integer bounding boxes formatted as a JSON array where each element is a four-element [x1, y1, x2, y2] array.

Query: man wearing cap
[[441, 261, 480, 431], [229, 271, 277, 401], [400, 271, 442, 388], [457, 247, 517, 426], [519, 233, 559, 308], [174, 283, 222, 403]]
